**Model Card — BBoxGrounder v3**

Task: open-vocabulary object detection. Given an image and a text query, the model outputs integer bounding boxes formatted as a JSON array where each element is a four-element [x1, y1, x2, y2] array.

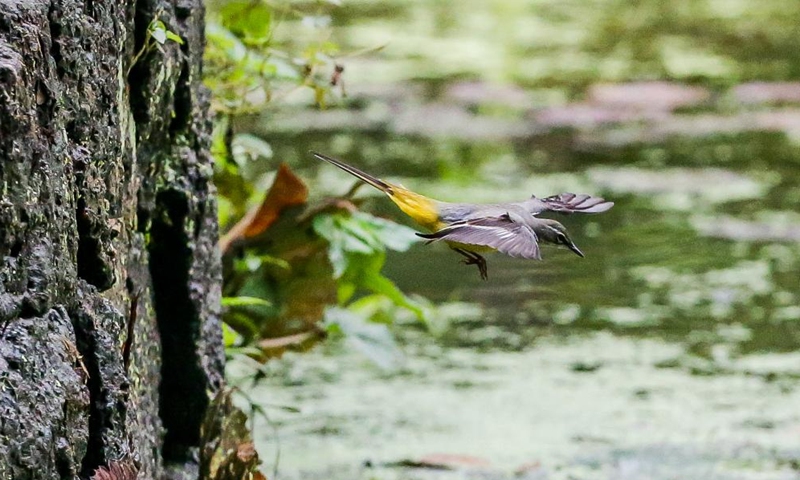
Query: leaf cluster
[[205, 0, 343, 113], [206, 0, 424, 398]]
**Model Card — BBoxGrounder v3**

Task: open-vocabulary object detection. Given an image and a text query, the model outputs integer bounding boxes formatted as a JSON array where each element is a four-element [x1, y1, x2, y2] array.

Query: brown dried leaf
[[91, 461, 138, 480], [253, 329, 325, 361], [236, 442, 257, 463], [219, 163, 308, 254]]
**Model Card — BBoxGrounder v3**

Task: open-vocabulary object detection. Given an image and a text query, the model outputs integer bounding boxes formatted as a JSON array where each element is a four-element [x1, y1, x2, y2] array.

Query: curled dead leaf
[[253, 329, 326, 361], [220, 163, 308, 254]]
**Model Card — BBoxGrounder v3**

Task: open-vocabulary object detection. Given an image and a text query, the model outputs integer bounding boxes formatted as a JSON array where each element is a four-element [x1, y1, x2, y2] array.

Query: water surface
[[233, 1, 800, 478]]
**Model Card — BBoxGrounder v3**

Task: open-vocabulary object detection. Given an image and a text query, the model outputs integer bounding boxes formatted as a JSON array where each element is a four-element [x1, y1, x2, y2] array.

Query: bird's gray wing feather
[[532, 193, 614, 215], [418, 216, 542, 260]]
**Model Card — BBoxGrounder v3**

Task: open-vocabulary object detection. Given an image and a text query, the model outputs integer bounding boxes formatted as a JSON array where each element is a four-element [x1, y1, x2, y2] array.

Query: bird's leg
[[453, 248, 488, 280]]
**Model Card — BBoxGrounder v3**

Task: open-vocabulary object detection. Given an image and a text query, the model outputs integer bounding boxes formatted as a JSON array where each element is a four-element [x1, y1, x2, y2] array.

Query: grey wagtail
[[313, 152, 613, 280]]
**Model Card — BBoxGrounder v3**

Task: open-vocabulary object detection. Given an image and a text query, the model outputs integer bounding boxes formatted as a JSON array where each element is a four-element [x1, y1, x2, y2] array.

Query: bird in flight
[[313, 152, 613, 279]]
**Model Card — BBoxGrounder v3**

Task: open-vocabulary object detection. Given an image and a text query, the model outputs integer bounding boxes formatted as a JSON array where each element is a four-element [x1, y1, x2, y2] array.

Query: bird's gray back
[[438, 201, 535, 224], [438, 202, 511, 223]]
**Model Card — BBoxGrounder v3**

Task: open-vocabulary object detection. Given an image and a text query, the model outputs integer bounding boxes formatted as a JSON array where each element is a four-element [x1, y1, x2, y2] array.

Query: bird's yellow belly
[[444, 241, 495, 253], [389, 189, 495, 253]]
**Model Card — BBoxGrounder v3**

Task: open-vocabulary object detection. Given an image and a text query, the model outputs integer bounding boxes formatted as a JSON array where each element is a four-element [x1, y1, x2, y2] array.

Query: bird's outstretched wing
[[530, 193, 614, 215], [417, 215, 542, 260]]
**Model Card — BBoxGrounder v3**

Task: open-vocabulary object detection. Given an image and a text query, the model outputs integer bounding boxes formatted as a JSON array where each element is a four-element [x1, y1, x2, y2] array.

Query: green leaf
[[222, 296, 273, 308], [222, 322, 241, 348], [205, 22, 301, 88], [315, 211, 419, 258], [314, 213, 379, 277], [255, 254, 291, 271], [206, 22, 248, 62], [232, 134, 273, 165], [337, 280, 356, 304], [314, 86, 326, 108], [222, 312, 260, 339], [325, 307, 403, 370], [344, 253, 426, 321], [165, 30, 184, 45], [220, 0, 272, 43], [313, 212, 425, 319], [313, 214, 348, 277], [233, 254, 290, 274], [150, 21, 167, 44], [328, 243, 347, 278], [341, 215, 383, 250], [338, 251, 426, 321], [364, 272, 426, 320], [351, 211, 420, 252]]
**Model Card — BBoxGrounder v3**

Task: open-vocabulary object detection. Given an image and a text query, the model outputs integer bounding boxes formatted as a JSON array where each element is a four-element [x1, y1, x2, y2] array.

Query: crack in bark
[[71, 303, 110, 478], [149, 189, 209, 462], [70, 294, 130, 479], [47, 2, 65, 79]]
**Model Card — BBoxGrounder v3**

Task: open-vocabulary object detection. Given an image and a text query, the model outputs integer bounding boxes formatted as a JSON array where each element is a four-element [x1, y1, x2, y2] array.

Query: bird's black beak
[[567, 241, 584, 258]]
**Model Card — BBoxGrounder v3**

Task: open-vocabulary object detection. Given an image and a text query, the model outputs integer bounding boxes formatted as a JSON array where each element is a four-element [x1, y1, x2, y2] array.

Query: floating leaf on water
[[390, 453, 492, 471], [588, 82, 710, 111], [732, 82, 800, 105]]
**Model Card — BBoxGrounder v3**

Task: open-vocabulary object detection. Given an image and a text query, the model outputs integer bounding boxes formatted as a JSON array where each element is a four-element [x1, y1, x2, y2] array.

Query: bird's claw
[[455, 249, 488, 280], [468, 258, 488, 280]]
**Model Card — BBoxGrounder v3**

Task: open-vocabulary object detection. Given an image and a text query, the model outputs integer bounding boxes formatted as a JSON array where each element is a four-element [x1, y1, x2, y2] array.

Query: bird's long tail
[[312, 152, 395, 195]]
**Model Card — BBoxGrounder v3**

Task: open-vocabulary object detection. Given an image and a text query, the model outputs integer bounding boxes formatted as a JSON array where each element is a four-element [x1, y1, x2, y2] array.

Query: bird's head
[[536, 219, 584, 257]]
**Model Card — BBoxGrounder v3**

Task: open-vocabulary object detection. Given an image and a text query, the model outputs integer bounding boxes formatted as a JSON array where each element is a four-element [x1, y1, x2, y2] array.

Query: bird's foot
[[464, 256, 488, 280], [454, 248, 488, 280]]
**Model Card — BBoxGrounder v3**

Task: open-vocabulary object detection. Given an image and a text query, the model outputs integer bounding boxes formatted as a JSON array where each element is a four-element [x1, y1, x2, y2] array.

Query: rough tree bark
[[0, 0, 224, 479]]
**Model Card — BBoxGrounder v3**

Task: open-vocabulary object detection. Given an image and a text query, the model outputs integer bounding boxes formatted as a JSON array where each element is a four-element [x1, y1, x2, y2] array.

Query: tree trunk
[[0, 0, 224, 478]]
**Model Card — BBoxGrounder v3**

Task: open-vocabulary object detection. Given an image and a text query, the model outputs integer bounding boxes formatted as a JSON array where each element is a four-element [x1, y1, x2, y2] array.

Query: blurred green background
[[208, 1, 800, 479]]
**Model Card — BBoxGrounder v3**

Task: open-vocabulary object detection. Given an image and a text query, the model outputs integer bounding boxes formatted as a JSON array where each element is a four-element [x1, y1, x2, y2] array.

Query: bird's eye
[[557, 234, 569, 245]]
